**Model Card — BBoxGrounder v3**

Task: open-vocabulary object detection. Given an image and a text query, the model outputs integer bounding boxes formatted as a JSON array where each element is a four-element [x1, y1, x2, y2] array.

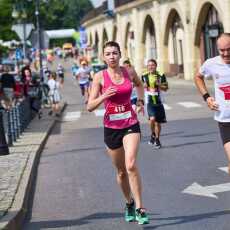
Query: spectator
[[21, 59, 32, 77], [0, 64, 3, 76], [0, 65, 16, 110], [57, 63, 64, 84], [21, 69, 32, 97], [23, 68, 42, 119], [47, 72, 61, 117], [71, 63, 79, 79]]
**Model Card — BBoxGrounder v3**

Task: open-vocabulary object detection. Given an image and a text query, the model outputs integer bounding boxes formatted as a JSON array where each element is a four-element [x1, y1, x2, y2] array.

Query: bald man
[[195, 33, 230, 174]]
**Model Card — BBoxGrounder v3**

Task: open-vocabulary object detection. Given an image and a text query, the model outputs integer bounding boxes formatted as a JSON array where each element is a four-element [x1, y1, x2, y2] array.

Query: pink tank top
[[102, 67, 138, 129]]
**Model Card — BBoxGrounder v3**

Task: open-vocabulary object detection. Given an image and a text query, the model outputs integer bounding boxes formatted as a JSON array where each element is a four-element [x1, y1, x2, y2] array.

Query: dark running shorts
[[79, 82, 89, 90], [218, 122, 230, 145], [147, 103, 167, 123], [58, 73, 64, 78], [104, 122, 141, 150], [131, 98, 137, 105]]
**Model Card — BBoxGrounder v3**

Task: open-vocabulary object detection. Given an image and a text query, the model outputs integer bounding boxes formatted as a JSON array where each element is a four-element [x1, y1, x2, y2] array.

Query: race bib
[[107, 103, 132, 121], [146, 91, 158, 96]]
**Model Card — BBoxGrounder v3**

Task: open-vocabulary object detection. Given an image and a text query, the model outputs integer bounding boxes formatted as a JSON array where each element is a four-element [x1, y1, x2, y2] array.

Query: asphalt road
[[23, 59, 230, 230]]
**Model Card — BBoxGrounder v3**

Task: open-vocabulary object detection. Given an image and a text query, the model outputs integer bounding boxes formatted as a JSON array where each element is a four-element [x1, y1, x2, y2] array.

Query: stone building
[[81, 0, 230, 80]]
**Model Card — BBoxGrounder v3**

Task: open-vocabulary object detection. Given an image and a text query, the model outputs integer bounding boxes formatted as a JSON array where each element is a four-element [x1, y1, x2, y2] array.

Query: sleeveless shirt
[[102, 68, 138, 129]]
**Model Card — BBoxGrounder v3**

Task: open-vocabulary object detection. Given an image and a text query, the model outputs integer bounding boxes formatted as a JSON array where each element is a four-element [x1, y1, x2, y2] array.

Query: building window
[[202, 5, 223, 60]]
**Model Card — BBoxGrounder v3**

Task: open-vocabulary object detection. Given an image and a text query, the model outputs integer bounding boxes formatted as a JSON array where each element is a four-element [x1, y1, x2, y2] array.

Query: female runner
[[87, 41, 149, 225]]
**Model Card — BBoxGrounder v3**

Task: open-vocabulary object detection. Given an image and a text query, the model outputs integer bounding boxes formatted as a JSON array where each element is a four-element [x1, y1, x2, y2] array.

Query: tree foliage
[[0, 0, 93, 41], [0, 0, 18, 41]]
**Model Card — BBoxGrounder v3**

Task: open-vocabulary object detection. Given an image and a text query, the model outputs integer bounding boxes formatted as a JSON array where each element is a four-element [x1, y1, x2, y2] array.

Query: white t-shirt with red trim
[[199, 55, 230, 122]]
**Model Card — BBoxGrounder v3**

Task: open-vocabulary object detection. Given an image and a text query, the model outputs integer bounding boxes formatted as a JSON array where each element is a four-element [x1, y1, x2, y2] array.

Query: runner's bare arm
[[87, 71, 117, 112], [159, 84, 168, 91], [194, 72, 219, 111], [127, 67, 144, 101], [194, 72, 209, 96], [159, 74, 168, 91], [160, 79, 168, 91]]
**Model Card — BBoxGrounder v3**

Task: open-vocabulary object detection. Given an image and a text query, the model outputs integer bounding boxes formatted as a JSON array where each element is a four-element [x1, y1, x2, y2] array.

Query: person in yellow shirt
[[142, 59, 168, 149]]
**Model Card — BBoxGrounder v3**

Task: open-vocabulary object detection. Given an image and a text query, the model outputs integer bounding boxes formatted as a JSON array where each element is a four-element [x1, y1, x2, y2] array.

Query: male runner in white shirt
[[195, 33, 230, 174]]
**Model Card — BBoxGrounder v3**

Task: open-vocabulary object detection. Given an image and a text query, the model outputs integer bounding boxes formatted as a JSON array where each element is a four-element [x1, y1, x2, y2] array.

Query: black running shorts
[[147, 103, 167, 123], [104, 122, 141, 150], [218, 122, 230, 145]]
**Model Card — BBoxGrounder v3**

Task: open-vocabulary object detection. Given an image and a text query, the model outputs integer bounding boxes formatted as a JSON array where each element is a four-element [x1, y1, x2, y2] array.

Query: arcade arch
[[93, 31, 99, 59], [164, 9, 185, 76], [82, 0, 229, 79], [142, 15, 157, 64], [124, 22, 135, 63], [102, 28, 109, 45]]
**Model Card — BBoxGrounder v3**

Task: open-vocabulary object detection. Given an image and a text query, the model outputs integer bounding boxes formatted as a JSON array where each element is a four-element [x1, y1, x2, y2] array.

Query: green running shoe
[[135, 208, 149, 225], [125, 199, 135, 222]]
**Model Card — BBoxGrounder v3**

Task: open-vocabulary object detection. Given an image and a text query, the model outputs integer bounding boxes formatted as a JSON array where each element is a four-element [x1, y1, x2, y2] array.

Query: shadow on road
[[179, 131, 218, 138], [143, 210, 230, 229], [42, 146, 105, 158], [162, 140, 215, 149], [24, 212, 125, 229], [24, 210, 230, 229]]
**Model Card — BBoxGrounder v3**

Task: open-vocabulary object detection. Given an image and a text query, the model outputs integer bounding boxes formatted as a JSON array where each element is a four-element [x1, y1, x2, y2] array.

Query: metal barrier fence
[[0, 97, 34, 150]]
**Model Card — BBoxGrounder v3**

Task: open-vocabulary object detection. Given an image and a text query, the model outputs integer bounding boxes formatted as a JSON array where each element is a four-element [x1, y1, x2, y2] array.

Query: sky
[[90, 0, 104, 7]]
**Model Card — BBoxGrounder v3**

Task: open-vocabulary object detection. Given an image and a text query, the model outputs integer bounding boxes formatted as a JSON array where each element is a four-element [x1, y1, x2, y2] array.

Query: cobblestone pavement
[[0, 153, 29, 218], [0, 104, 66, 230]]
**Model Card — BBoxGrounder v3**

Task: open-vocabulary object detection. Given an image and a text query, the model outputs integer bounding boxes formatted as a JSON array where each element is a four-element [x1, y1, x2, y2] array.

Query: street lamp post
[[22, 10, 27, 59], [12, 4, 27, 59], [35, 0, 43, 82]]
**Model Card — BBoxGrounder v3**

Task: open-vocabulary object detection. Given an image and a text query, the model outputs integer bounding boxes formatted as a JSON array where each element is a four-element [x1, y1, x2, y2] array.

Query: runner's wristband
[[203, 93, 210, 101], [137, 99, 144, 105]]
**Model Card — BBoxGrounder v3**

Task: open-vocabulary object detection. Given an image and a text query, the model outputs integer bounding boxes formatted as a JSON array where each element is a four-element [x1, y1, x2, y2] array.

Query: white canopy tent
[[43, 29, 77, 48]]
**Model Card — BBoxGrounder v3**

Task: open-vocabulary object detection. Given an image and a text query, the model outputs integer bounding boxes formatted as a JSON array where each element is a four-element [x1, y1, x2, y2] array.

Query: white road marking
[[163, 103, 172, 110], [177, 102, 202, 108], [219, 167, 229, 174], [94, 109, 105, 116], [182, 182, 230, 199], [60, 100, 204, 122], [62, 111, 81, 121]]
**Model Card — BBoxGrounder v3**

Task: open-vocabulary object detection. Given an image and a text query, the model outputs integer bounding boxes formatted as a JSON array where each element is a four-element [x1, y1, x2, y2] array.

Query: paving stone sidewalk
[[0, 103, 66, 230]]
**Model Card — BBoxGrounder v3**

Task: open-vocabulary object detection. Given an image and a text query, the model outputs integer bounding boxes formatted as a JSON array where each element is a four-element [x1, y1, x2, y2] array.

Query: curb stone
[[0, 102, 67, 230]]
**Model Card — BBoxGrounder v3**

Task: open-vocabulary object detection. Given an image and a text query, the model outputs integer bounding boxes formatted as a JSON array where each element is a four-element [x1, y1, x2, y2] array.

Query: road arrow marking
[[182, 182, 230, 199], [219, 167, 229, 174]]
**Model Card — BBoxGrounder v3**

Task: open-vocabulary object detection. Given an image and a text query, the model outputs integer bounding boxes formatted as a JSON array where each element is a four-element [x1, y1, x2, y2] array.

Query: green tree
[[62, 0, 93, 28], [37, 0, 93, 30], [0, 0, 18, 41], [0, 0, 93, 42]]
